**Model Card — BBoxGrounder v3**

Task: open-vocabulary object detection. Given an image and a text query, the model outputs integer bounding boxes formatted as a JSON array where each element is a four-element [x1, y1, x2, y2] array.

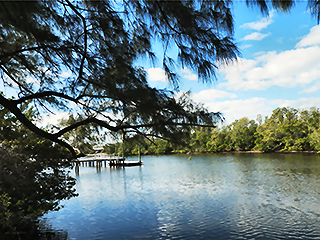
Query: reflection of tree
[[233, 153, 320, 207], [0, 217, 69, 240], [36, 219, 69, 240]]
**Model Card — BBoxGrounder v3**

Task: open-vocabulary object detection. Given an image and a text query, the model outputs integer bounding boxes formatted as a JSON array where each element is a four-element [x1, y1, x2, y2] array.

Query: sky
[[146, 1, 320, 125], [2, 1, 319, 130]]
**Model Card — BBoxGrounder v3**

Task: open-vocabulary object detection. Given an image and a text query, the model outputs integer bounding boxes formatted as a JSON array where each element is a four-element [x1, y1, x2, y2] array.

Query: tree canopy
[[2, 0, 320, 236], [111, 107, 320, 155], [1, 0, 320, 158]]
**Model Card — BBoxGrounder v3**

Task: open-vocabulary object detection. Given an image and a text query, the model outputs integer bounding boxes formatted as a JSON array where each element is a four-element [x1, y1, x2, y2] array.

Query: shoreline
[[85, 150, 320, 158], [124, 150, 320, 157]]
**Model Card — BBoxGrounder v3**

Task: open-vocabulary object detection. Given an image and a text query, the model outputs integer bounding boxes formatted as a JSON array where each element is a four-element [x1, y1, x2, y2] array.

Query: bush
[[0, 147, 77, 237]]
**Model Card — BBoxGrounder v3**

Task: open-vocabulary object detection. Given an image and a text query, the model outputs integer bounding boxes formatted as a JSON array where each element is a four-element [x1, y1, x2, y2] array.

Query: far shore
[[86, 150, 320, 158], [157, 150, 320, 156]]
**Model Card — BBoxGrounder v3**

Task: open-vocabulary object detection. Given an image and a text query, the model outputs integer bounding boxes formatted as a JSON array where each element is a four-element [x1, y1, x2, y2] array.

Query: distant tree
[[1, 0, 320, 158], [229, 117, 258, 151], [0, 0, 240, 158], [4, 0, 320, 236], [254, 108, 310, 151], [189, 127, 212, 152], [300, 107, 320, 150], [206, 127, 232, 152], [108, 106, 320, 154], [104, 143, 120, 156], [57, 114, 103, 154]]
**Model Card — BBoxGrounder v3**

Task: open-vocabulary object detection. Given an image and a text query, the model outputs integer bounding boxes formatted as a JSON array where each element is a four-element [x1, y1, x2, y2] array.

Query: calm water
[[42, 153, 320, 239]]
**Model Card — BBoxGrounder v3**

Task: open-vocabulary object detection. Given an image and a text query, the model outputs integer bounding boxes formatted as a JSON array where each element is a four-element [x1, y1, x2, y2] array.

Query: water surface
[[43, 153, 320, 239]]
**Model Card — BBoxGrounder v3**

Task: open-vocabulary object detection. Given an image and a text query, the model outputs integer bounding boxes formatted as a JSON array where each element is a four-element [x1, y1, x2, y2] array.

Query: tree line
[[1, 0, 320, 237], [1, 0, 320, 158], [105, 107, 320, 156]]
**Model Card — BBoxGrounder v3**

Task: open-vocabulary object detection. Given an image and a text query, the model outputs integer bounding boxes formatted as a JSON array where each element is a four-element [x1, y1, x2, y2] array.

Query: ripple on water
[[42, 154, 320, 239]]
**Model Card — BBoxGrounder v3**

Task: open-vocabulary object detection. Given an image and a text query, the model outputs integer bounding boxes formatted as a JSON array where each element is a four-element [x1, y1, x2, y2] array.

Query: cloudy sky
[[146, 2, 320, 125]]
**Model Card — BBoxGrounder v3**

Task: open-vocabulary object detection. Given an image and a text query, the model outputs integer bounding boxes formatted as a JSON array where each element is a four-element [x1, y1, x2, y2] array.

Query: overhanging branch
[[0, 95, 77, 158], [0, 45, 77, 59], [66, 0, 88, 84], [13, 91, 79, 105], [54, 116, 217, 138]]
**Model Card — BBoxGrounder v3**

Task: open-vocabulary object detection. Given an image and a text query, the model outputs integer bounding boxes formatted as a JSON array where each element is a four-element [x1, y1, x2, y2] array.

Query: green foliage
[[1, 0, 319, 158], [301, 107, 320, 150], [1, 0, 319, 236], [0, 106, 77, 236], [57, 114, 103, 154], [189, 127, 211, 152], [109, 107, 320, 155], [0, 0, 235, 157], [206, 128, 231, 152], [0, 149, 76, 234], [228, 118, 258, 151], [254, 108, 310, 151]]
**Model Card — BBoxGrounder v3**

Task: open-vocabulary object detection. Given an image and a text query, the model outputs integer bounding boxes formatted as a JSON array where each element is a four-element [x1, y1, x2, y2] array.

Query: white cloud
[[240, 13, 274, 31], [295, 25, 320, 48], [242, 32, 271, 41], [298, 80, 320, 94], [26, 76, 38, 84], [253, 51, 266, 56], [203, 97, 272, 124], [240, 44, 253, 49], [276, 97, 320, 110], [299, 85, 319, 94], [39, 112, 70, 127], [191, 89, 237, 103], [181, 67, 197, 81], [60, 71, 72, 78], [25, 68, 71, 84], [147, 68, 167, 82], [218, 45, 320, 91], [198, 96, 320, 125]]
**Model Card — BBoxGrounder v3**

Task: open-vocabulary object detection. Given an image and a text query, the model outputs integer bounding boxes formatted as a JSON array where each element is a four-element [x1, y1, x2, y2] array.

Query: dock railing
[[72, 154, 142, 167]]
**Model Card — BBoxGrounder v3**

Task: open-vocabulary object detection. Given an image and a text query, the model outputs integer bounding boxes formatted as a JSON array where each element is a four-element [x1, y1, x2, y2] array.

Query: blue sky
[[147, 1, 320, 125], [3, 1, 319, 129]]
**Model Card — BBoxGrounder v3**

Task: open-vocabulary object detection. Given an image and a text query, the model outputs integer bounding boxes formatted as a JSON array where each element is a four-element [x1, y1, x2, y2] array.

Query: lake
[[41, 153, 320, 239]]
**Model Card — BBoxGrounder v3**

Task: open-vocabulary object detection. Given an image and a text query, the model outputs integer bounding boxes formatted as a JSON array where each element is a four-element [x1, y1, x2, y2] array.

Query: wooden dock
[[72, 155, 142, 167], [109, 160, 143, 167]]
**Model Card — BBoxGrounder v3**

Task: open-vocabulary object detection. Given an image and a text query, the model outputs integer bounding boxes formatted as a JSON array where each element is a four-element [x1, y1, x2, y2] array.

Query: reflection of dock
[[72, 155, 142, 167]]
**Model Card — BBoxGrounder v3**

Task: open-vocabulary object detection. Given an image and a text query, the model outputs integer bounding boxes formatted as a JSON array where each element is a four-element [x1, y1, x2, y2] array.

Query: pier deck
[[72, 155, 142, 167]]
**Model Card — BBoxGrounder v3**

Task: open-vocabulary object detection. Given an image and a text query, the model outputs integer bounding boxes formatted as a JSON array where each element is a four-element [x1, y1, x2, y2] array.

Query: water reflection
[[1, 219, 68, 240], [42, 153, 320, 239], [75, 165, 79, 176]]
